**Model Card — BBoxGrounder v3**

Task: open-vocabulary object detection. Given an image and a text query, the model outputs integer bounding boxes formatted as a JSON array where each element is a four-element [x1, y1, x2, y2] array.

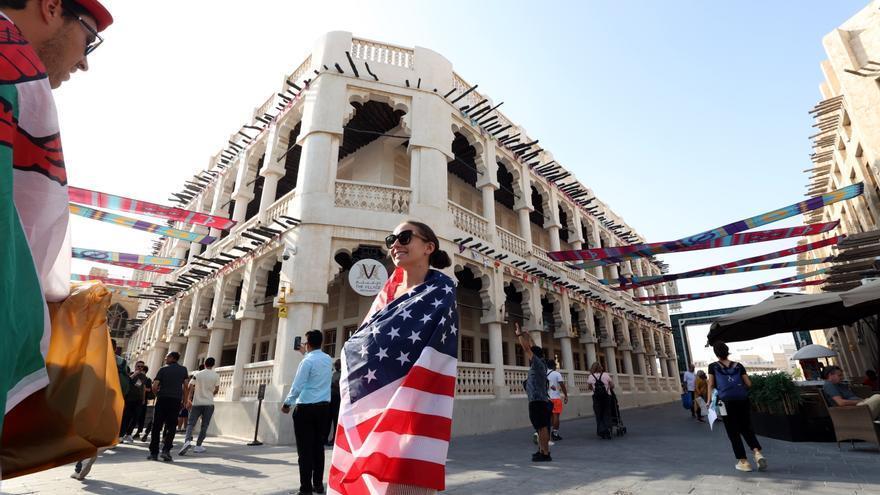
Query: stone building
[[799, 1, 880, 378], [124, 32, 680, 444]]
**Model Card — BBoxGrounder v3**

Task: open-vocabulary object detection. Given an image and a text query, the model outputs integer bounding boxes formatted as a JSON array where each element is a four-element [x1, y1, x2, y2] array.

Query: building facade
[[799, 1, 880, 378], [124, 32, 680, 444]]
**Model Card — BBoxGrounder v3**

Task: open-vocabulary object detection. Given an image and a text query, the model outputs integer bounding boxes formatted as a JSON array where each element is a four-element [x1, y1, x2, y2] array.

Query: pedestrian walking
[[282, 330, 332, 495], [148, 351, 188, 462], [330, 221, 457, 495], [515, 322, 553, 462], [0, 0, 113, 441], [546, 359, 568, 442], [179, 357, 220, 455], [120, 360, 148, 443], [694, 370, 708, 423], [133, 365, 153, 440], [683, 364, 697, 419], [587, 362, 615, 439], [706, 342, 767, 472], [326, 359, 341, 447]]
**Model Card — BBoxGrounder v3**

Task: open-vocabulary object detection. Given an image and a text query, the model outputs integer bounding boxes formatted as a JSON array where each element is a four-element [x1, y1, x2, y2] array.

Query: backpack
[[126, 372, 145, 402], [591, 373, 608, 396], [714, 362, 748, 401], [115, 355, 131, 397]]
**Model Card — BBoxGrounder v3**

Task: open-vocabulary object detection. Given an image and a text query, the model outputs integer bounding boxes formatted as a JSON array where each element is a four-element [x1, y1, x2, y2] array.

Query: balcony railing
[[351, 38, 414, 68], [215, 365, 234, 401], [448, 201, 489, 240], [456, 363, 495, 397], [497, 227, 527, 257], [503, 366, 529, 396], [335, 180, 411, 214], [532, 246, 558, 273], [573, 371, 591, 394], [241, 360, 274, 400]]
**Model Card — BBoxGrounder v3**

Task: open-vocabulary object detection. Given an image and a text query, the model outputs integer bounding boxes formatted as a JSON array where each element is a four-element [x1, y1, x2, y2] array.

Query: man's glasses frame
[[64, 8, 103, 56]]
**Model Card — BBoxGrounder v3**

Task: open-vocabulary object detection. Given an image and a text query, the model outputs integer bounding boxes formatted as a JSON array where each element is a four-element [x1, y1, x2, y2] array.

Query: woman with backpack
[[707, 342, 767, 472], [587, 362, 614, 440]]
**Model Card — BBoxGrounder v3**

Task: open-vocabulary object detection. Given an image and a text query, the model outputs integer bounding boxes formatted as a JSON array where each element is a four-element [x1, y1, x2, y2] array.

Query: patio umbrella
[[840, 278, 880, 308], [707, 292, 855, 344], [791, 344, 837, 360]]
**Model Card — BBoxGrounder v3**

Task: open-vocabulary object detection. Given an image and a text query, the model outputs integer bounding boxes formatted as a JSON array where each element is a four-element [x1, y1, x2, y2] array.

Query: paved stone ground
[[2, 403, 879, 494]]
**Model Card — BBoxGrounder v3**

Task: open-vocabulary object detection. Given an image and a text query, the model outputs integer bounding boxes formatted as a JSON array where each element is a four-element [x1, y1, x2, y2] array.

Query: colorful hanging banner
[[69, 186, 236, 230], [106, 286, 145, 297], [566, 221, 840, 269], [606, 235, 842, 289], [93, 260, 175, 274], [72, 247, 185, 267], [69, 204, 217, 245], [645, 280, 826, 306], [612, 257, 832, 289], [635, 268, 828, 303], [550, 183, 861, 264], [71, 274, 153, 288]]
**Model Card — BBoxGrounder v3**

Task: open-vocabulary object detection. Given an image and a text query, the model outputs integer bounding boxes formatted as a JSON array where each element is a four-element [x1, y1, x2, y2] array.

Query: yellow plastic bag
[[1, 282, 124, 479]]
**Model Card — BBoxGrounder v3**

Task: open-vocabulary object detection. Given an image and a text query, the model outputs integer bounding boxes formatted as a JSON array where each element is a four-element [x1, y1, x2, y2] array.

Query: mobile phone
[[293, 336, 302, 350]]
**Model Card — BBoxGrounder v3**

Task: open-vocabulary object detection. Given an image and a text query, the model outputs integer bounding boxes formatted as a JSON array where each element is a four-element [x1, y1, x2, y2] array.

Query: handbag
[[681, 392, 693, 410]]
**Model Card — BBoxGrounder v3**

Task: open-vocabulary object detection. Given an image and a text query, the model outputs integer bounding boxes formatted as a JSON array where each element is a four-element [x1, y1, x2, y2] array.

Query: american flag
[[329, 268, 458, 495]]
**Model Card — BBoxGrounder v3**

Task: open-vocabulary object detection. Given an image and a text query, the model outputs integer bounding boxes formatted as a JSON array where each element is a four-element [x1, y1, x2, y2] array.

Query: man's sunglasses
[[65, 9, 103, 56], [384, 230, 429, 249]]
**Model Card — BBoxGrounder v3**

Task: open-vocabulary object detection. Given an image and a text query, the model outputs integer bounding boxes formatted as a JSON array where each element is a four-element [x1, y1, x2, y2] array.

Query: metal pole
[[248, 384, 265, 446]]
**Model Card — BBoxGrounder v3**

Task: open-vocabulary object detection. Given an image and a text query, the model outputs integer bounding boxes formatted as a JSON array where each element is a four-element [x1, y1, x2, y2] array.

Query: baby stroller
[[609, 391, 627, 437]]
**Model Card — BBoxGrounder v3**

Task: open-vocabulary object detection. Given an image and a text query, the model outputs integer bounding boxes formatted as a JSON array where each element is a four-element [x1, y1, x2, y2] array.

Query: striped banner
[[550, 183, 861, 263], [606, 235, 841, 289], [92, 260, 174, 274], [644, 280, 826, 305], [71, 274, 153, 288], [106, 286, 145, 297], [635, 268, 828, 303], [72, 247, 185, 267], [567, 221, 839, 269], [69, 186, 236, 230], [69, 204, 217, 245]]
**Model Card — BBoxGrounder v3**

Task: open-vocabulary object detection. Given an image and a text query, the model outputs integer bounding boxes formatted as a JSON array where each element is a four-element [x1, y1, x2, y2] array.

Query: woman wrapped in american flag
[[329, 221, 458, 495]]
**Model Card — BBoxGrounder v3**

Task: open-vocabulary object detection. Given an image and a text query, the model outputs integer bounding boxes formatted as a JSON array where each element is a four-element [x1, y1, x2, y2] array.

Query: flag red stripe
[[343, 452, 446, 490], [400, 365, 456, 397], [370, 408, 452, 440], [329, 464, 371, 495], [355, 413, 381, 441]]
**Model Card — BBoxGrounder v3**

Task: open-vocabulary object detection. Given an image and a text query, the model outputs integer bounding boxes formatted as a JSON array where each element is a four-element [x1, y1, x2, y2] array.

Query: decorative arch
[[107, 303, 128, 334], [529, 183, 551, 227]]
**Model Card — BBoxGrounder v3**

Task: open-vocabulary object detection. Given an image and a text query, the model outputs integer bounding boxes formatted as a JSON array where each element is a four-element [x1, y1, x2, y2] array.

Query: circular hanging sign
[[348, 259, 389, 297]]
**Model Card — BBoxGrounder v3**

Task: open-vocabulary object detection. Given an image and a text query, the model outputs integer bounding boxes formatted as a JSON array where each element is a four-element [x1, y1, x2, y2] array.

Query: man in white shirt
[[179, 357, 220, 455], [682, 364, 697, 419], [546, 359, 568, 442]]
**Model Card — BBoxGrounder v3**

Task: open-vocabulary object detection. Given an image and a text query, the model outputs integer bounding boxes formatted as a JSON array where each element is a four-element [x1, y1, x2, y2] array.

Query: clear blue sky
[[60, 1, 870, 355]]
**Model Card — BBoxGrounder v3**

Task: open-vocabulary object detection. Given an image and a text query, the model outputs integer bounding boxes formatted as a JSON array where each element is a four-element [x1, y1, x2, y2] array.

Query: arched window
[[107, 303, 129, 336]]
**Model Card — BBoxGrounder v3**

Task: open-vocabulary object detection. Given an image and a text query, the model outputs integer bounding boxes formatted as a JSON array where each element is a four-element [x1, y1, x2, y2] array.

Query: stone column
[[408, 92, 452, 220], [547, 192, 562, 252], [187, 226, 208, 263], [558, 293, 576, 389], [582, 303, 598, 367], [168, 340, 183, 356], [208, 174, 232, 239], [515, 168, 534, 251], [517, 208, 534, 251], [259, 125, 286, 213], [206, 275, 239, 362], [182, 333, 202, 371], [230, 153, 256, 223], [477, 144, 499, 244], [147, 342, 167, 377], [487, 322, 506, 396], [230, 258, 272, 400]]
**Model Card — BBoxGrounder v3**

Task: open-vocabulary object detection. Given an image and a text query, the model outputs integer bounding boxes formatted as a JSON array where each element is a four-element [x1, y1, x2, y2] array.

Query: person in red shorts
[[546, 359, 568, 442]]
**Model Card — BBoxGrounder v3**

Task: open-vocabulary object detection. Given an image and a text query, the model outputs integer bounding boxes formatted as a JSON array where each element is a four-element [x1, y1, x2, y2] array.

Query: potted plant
[[748, 372, 809, 441]]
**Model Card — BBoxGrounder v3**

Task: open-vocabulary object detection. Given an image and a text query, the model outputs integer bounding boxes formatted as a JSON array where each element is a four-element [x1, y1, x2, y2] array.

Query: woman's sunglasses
[[385, 230, 428, 248]]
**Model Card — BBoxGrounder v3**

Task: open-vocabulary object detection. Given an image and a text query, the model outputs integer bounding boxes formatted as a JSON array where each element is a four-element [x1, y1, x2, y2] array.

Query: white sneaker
[[178, 440, 193, 456], [548, 440, 556, 446], [72, 456, 96, 480], [193, 446, 206, 454], [122, 435, 134, 444], [735, 460, 753, 472]]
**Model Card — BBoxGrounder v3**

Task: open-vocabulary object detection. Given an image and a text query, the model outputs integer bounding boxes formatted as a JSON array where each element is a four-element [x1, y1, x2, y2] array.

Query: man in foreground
[[515, 323, 552, 462], [0, 0, 112, 442]]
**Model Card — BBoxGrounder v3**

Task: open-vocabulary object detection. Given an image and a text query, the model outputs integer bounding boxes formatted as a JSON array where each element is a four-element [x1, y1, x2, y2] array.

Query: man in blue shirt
[[282, 330, 333, 495]]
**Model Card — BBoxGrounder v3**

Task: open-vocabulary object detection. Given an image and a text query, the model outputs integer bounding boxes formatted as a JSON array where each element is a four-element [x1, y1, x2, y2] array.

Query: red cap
[[73, 0, 113, 32]]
